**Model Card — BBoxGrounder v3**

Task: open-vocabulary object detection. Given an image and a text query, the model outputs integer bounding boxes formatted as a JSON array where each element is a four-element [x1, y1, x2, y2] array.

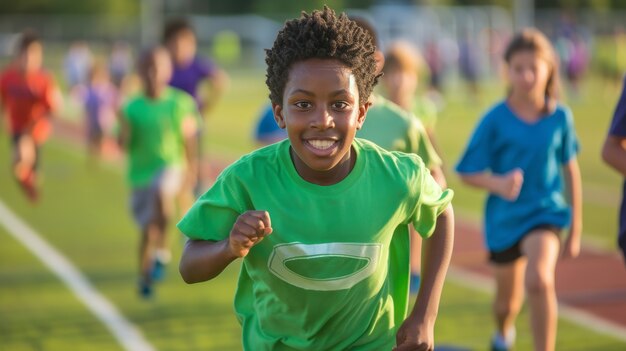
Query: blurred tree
[[0, 0, 138, 15]]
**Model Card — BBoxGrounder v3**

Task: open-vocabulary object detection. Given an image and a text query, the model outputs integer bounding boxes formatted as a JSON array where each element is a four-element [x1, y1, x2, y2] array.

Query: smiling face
[[273, 58, 368, 185], [507, 50, 551, 99]]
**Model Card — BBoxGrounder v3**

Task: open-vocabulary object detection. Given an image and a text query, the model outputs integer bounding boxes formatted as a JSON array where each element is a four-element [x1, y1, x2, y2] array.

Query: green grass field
[[2, 69, 626, 350]]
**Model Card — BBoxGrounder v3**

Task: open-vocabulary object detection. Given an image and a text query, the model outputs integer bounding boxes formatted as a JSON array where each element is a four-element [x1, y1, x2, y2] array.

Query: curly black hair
[[265, 6, 378, 106]]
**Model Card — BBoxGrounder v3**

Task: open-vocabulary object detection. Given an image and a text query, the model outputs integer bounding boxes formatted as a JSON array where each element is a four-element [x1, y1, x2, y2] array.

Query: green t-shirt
[[122, 87, 198, 187], [358, 95, 441, 168], [177, 138, 453, 350], [412, 95, 439, 131]]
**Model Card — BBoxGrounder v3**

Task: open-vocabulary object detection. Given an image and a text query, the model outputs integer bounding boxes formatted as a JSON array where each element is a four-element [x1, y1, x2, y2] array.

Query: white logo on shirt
[[267, 242, 382, 291]]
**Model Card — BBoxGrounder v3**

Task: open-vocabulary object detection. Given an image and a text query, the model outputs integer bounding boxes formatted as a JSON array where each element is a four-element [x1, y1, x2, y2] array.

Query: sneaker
[[17, 170, 39, 203], [151, 259, 166, 282], [490, 328, 515, 351], [138, 281, 153, 299]]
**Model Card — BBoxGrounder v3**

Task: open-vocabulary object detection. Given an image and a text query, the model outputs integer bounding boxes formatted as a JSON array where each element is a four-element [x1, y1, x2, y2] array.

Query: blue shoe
[[490, 328, 515, 351], [151, 259, 166, 282], [138, 281, 153, 299], [409, 273, 421, 294]]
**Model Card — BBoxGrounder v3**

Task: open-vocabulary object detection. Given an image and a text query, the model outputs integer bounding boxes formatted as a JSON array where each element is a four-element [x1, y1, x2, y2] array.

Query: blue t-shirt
[[253, 104, 286, 144], [607, 76, 626, 245], [456, 101, 579, 251]]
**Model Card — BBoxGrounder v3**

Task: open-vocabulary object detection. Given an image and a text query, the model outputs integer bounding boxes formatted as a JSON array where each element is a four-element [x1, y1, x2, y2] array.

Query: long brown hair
[[504, 28, 560, 113]]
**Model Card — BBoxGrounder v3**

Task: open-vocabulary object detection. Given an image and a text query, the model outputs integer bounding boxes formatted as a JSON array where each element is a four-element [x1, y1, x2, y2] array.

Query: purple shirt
[[607, 75, 626, 255], [168, 56, 216, 108]]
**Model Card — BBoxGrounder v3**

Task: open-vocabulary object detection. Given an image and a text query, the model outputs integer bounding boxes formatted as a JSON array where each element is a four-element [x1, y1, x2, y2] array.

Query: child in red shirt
[[0, 30, 60, 202]]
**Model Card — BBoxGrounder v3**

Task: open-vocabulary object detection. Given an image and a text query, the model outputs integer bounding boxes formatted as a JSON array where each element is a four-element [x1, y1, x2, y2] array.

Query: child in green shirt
[[119, 47, 199, 298], [178, 7, 454, 350]]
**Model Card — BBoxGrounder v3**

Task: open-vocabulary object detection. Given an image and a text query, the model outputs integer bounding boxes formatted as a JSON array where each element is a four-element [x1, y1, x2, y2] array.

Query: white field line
[[0, 199, 155, 351], [447, 267, 626, 343]]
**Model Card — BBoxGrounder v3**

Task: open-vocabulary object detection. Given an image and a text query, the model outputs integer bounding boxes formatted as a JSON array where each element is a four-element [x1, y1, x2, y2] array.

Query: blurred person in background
[[380, 40, 441, 154], [253, 103, 286, 147], [353, 18, 447, 297], [163, 18, 229, 195], [0, 29, 61, 202], [74, 61, 119, 164], [64, 41, 93, 90], [118, 47, 200, 299], [601, 76, 626, 266], [458, 32, 483, 102], [456, 29, 582, 351], [109, 40, 133, 89]]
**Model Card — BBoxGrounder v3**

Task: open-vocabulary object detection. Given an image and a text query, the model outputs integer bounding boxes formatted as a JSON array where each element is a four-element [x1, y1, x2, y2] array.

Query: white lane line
[[0, 199, 155, 351], [447, 267, 626, 343]]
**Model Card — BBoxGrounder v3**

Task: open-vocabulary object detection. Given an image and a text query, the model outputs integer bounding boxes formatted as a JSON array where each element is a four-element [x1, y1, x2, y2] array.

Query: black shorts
[[619, 233, 626, 266], [489, 224, 561, 264]]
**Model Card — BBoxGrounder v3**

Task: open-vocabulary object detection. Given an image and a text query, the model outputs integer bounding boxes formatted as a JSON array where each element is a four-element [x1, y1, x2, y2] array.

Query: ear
[[356, 101, 370, 130], [374, 50, 385, 75], [272, 103, 286, 129]]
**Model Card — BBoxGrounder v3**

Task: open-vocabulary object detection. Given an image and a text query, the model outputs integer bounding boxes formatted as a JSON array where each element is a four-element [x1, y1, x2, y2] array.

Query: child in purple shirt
[[78, 62, 118, 161], [163, 18, 228, 194], [163, 18, 227, 115], [602, 75, 626, 265]]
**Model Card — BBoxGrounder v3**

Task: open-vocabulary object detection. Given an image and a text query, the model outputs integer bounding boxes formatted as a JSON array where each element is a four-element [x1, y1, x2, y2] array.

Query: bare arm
[[179, 239, 238, 283], [179, 210, 273, 284], [200, 69, 229, 116], [395, 205, 454, 351], [458, 169, 523, 201], [601, 135, 626, 177], [116, 113, 130, 150], [182, 115, 199, 190], [562, 158, 582, 258], [429, 165, 447, 189]]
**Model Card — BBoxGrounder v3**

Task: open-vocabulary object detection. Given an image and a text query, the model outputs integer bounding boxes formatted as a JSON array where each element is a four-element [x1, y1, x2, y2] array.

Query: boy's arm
[[116, 112, 130, 150], [562, 158, 582, 259], [395, 205, 454, 351], [182, 114, 199, 188], [179, 210, 273, 283], [601, 135, 626, 177], [179, 239, 238, 283]]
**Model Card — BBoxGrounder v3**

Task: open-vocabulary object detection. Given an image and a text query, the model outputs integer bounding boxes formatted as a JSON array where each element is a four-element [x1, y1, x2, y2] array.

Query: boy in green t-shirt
[[178, 7, 454, 350], [119, 47, 199, 298]]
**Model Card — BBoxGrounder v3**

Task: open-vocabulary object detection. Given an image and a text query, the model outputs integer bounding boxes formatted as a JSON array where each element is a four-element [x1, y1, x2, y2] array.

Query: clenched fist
[[228, 210, 273, 257]]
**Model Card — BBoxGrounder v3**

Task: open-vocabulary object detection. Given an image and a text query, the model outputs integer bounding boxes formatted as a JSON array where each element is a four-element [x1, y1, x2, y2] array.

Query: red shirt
[[0, 65, 57, 141]]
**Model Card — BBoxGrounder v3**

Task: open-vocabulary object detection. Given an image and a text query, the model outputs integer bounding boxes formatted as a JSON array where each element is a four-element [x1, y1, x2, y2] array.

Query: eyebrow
[[288, 89, 353, 98]]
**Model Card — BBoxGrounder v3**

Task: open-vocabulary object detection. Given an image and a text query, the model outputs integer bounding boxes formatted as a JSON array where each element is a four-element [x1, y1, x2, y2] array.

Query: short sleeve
[[455, 114, 493, 174], [410, 163, 454, 238], [196, 57, 217, 79], [177, 169, 246, 241], [559, 108, 580, 164], [608, 76, 626, 137], [176, 91, 203, 129]]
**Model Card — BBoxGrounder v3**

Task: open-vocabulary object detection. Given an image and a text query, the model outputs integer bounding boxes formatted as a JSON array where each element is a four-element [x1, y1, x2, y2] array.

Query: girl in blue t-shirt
[[455, 29, 582, 351]]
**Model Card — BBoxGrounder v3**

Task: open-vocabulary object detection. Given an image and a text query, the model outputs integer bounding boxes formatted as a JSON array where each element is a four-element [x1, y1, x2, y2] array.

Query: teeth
[[308, 139, 335, 150]]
